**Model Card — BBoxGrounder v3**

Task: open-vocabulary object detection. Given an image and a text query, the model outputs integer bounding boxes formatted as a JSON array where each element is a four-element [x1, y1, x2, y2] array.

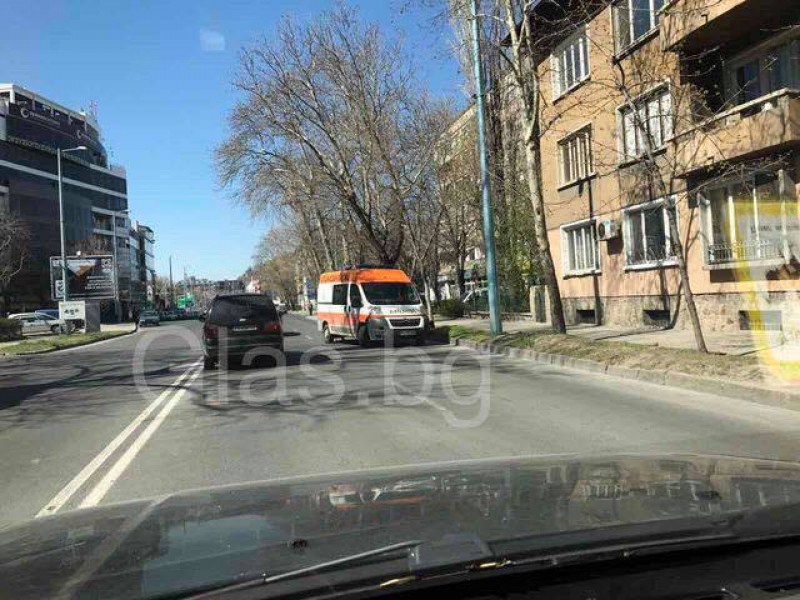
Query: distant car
[[138, 310, 160, 327], [9, 312, 67, 335], [273, 298, 288, 314], [202, 294, 283, 370]]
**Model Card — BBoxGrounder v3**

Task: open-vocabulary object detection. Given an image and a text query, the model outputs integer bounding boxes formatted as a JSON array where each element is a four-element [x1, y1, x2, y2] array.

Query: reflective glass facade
[[0, 87, 128, 313]]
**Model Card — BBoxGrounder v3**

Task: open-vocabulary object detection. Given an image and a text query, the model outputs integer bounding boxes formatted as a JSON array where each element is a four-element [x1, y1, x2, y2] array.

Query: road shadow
[[187, 343, 492, 427], [0, 361, 204, 429]]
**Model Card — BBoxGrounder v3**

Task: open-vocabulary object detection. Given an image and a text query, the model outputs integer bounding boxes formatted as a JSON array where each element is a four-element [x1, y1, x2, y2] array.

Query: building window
[[613, 0, 665, 53], [561, 220, 598, 276], [701, 170, 799, 265], [618, 86, 672, 161], [558, 126, 593, 185], [551, 27, 590, 99], [727, 37, 800, 106], [623, 199, 674, 267]]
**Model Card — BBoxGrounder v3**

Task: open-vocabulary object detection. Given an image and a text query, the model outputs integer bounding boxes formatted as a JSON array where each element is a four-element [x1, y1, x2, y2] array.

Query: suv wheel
[[322, 324, 333, 344], [50, 325, 61, 335]]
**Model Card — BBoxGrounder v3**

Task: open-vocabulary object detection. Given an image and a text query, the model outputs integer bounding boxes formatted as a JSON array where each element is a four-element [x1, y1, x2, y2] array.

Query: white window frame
[[622, 197, 677, 270], [550, 26, 590, 100], [557, 125, 593, 186], [560, 218, 600, 277], [612, 0, 666, 54], [616, 83, 673, 163]]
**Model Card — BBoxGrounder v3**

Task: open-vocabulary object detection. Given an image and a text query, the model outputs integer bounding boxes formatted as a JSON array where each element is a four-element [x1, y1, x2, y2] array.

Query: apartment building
[[523, 0, 799, 336], [435, 105, 487, 300]]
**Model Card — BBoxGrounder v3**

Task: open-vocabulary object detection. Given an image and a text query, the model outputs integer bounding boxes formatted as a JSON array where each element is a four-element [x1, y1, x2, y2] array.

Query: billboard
[[50, 255, 115, 301]]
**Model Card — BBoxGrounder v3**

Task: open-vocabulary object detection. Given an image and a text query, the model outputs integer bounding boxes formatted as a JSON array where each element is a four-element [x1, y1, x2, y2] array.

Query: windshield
[[361, 283, 420, 305], [2, 2, 800, 600]]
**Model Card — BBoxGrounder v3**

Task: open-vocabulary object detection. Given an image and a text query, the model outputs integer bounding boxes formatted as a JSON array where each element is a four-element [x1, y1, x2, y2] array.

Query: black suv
[[202, 294, 284, 369]]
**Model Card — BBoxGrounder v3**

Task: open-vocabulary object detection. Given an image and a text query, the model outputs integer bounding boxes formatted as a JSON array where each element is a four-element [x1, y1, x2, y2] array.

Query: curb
[[0, 328, 139, 357], [451, 337, 800, 409]]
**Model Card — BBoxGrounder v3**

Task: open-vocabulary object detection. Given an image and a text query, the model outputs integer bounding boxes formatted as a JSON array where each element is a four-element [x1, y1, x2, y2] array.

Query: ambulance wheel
[[357, 326, 372, 348]]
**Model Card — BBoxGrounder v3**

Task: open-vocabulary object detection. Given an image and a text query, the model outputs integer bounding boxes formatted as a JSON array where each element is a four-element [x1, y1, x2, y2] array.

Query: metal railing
[[626, 239, 673, 266], [707, 239, 785, 264]]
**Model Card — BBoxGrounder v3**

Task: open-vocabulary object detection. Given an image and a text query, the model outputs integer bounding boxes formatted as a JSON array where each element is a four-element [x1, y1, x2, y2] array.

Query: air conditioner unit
[[597, 219, 620, 241]]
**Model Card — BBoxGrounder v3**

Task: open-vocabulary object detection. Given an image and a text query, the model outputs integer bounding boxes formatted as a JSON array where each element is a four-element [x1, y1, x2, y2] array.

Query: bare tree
[[217, 5, 444, 267], [0, 213, 29, 316], [252, 227, 304, 307]]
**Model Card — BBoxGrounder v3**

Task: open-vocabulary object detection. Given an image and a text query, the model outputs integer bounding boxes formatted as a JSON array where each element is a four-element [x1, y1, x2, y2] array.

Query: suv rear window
[[209, 295, 278, 326]]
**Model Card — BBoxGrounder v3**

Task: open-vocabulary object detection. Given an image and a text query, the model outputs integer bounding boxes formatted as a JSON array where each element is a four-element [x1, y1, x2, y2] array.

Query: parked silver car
[[8, 313, 67, 335]]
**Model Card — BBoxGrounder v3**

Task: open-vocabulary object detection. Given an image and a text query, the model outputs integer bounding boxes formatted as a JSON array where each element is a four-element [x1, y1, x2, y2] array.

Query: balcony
[[662, 0, 793, 52], [707, 239, 785, 267], [676, 89, 800, 176]]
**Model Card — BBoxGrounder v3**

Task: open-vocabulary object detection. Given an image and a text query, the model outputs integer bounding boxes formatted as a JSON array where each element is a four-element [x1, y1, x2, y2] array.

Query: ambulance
[[317, 265, 426, 346]]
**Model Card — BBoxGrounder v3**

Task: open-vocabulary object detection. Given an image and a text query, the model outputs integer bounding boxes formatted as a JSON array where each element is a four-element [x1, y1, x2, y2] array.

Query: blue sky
[[4, 0, 462, 281]]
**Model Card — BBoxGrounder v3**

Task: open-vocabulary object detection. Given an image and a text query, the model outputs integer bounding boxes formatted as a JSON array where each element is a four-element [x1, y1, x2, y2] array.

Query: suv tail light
[[263, 321, 281, 334], [203, 323, 218, 340]]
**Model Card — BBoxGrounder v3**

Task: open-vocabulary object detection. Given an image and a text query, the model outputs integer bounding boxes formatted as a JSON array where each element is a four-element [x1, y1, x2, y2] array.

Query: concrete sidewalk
[[435, 316, 794, 358]]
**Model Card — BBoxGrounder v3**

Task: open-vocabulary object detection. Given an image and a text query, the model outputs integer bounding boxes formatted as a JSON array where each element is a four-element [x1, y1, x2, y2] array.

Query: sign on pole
[[50, 255, 115, 301], [59, 300, 86, 321], [177, 294, 195, 309]]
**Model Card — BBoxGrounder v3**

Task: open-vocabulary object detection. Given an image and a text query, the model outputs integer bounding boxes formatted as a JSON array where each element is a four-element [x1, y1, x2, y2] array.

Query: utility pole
[[56, 146, 87, 305], [470, 0, 502, 336], [169, 255, 174, 309], [57, 148, 68, 304]]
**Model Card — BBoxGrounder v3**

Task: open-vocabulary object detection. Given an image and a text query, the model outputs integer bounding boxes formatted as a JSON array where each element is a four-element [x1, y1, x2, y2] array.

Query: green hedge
[[434, 299, 465, 319], [0, 318, 23, 342]]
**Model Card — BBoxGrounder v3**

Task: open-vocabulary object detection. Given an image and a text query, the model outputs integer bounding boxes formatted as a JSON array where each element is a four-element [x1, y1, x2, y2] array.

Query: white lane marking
[[35, 359, 201, 518], [79, 366, 204, 508]]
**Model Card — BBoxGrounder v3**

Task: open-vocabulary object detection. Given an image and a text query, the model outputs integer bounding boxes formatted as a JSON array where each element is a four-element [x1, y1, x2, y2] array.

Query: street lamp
[[112, 208, 130, 322], [57, 145, 88, 303]]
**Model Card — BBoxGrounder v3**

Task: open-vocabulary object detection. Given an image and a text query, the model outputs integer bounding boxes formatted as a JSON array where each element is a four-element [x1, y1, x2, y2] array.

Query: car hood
[[4, 453, 800, 599]]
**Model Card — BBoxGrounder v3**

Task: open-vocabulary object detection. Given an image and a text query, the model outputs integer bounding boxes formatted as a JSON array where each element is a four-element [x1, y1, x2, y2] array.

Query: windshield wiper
[[184, 539, 423, 599]]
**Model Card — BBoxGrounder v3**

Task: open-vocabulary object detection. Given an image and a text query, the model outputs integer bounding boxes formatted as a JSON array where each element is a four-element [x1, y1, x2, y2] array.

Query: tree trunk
[[455, 264, 466, 300], [314, 207, 336, 271], [523, 132, 567, 334], [666, 201, 708, 352], [423, 277, 434, 324]]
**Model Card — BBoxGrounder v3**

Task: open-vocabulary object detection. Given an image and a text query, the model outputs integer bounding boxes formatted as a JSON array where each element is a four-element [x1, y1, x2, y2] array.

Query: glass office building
[[0, 83, 129, 315]]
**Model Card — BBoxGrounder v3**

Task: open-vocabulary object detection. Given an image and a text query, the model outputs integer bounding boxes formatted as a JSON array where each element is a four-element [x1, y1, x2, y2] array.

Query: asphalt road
[[2, 314, 800, 527]]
